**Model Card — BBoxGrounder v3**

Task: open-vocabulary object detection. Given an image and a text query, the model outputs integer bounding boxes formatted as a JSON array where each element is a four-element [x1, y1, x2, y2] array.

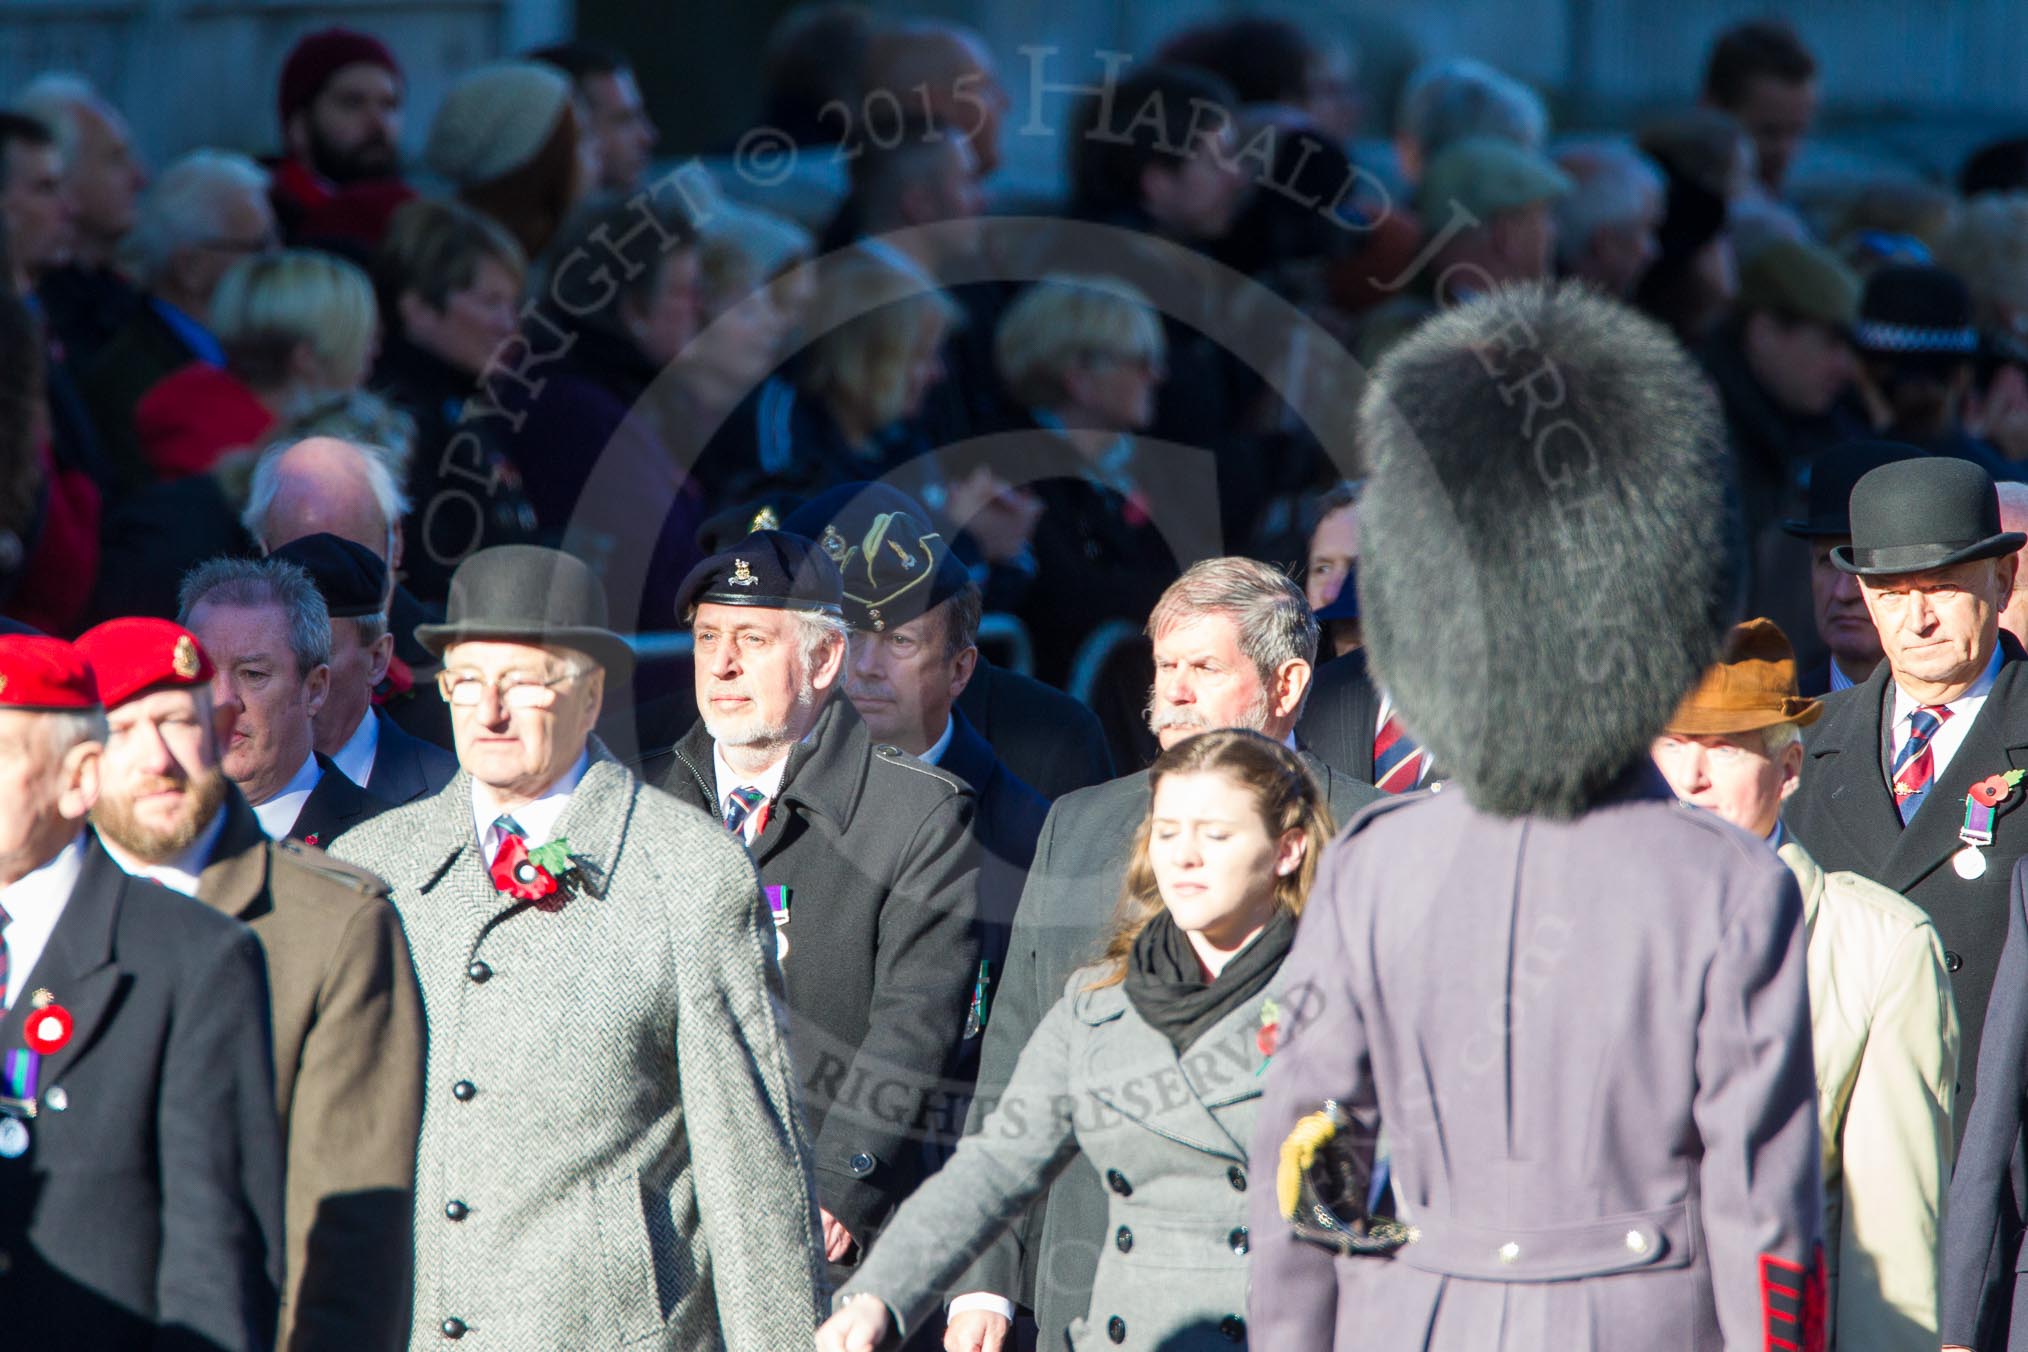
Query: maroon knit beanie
[[278, 27, 402, 133]]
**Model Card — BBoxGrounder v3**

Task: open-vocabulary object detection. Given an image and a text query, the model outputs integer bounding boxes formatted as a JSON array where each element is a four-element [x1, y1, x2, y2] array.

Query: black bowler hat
[[414, 544, 635, 678], [1832, 457, 2027, 576], [1781, 441, 1928, 539], [270, 533, 390, 618], [782, 482, 971, 632], [673, 530, 843, 621]]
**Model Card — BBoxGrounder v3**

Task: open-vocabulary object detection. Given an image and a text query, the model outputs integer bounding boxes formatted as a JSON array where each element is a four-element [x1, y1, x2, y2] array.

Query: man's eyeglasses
[[437, 666, 587, 710]]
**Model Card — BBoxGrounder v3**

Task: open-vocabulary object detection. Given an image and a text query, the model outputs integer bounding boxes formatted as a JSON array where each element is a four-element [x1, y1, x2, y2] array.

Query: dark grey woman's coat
[[840, 964, 1272, 1350]]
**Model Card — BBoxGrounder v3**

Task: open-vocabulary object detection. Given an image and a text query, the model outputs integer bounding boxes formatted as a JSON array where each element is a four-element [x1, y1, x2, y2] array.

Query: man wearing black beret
[[1786, 455, 2028, 1148], [271, 532, 456, 805], [641, 530, 982, 1276]]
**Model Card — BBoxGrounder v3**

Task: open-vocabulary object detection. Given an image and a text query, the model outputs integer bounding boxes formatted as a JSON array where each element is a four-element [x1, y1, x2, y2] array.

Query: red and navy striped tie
[[1891, 705, 1952, 824], [1373, 709, 1426, 794]]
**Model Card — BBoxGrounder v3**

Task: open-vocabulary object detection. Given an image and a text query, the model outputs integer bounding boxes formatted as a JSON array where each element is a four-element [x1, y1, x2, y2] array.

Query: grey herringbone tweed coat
[[331, 742, 828, 1350]]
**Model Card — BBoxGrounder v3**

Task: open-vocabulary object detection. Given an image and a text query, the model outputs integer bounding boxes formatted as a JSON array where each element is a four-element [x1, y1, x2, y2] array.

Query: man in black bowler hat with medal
[[643, 530, 982, 1278], [1787, 455, 2028, 1141]]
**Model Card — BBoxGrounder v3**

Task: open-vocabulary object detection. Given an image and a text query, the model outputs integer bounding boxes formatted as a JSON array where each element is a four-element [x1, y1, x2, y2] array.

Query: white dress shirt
[[99, 807, 228, 898], [472, 750, 592, 860], [920, 716, 957, 768], [330, 708, 381, 791], [251, 752, 323, 840], [1890, 644, 2003, 798], [712, 742, 793, 845], [1, 832, 85, 1009]]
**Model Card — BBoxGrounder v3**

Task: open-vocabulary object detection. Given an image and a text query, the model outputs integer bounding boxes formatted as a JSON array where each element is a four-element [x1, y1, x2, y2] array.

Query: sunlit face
[[95, 686, 231, 860], [1860, 556, 2015, 692], [2, 141, 74, 279], [190, 601, 328, 806], [845, 606, 974, 753], [1148, 614, 1272, 750], [316, 615, 391, 753], [693, 604, 839, 753], [1305, 504, 1359, 612], [1652, 728, 1798, 839], [441, 640, 603, 801], [1148, 769, 1303, 947], [0, 709, 94, 884], [301, 63, 403, 183], [1811, 537, 1883, 670], [403, 255, 522, 378]]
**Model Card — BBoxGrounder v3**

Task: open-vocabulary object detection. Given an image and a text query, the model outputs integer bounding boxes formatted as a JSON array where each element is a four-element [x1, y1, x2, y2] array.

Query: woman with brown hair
[[815, 729, 1334, 1352]]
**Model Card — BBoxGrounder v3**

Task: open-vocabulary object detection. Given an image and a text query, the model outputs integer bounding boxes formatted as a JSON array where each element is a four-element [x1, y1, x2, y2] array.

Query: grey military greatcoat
[[1248, 772, 1824, 1351], [330, 743, 828, 1350], [841, 966, 1269, 1350]]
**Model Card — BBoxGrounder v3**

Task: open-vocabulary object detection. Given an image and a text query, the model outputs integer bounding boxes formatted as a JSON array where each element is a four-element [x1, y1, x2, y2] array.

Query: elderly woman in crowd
[[133, 247, 376, 480], [369, 196, 540, 603], [816, 728, 1332, 1352]]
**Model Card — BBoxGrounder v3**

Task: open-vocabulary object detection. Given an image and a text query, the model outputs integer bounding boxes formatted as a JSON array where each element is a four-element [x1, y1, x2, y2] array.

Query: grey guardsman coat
[[329, 743, 828, 1350], [841, 967, 1269, 1350], [959, 754, 1378, 1338], [1787, 641, 2028, 1139], [647, 697, 982, 1242], [1942, 856, 2028, 1350], [1249, 773, 1824, 1352]]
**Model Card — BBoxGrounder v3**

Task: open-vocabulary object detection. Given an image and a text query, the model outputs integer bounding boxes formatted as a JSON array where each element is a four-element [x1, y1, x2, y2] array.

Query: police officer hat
[[1833, 456, 2027, 576], [674, 530, 844, 621], [781, 483, 971, 633]]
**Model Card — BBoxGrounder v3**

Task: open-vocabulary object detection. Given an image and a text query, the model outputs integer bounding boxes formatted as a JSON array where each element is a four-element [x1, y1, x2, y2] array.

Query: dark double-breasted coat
[[1786, 644, 2028, 1137], [957, 752, 1378, 1340], [194, 790, 424, 1352], [365, 708, 457, 806], [1247, 773, 1824, 1351], [649, 696, 983, 1241], [0, 834, 283, 1350]]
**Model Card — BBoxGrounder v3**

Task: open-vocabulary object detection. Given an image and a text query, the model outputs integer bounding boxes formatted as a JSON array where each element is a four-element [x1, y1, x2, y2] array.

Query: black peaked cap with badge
[[270, 532, 390, 618], [415, 543, 636, 678], [674, 530, 844, 621], [1782, 440, 1928, 539], [782, 482, 971, 633], [1833, 455, 2028, 575]]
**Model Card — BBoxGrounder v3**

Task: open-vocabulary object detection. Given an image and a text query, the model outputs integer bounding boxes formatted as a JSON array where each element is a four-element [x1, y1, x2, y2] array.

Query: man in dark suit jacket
[[1787, 457, 2028, 1143], [79, 615, 422, 1351], [642, 531, 981, 1270], [178, 555, 389, 848], [270, 533, 456, 806], [947, 558, 1382, 1348], [955, 658, 1114, 801], [0, 633, 282, 1349]]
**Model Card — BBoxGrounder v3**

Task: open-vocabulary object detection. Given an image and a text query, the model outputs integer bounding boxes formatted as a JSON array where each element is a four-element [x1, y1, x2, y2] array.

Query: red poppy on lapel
[[488, 834, 559, 903], [23, 1003, 73, 1055]]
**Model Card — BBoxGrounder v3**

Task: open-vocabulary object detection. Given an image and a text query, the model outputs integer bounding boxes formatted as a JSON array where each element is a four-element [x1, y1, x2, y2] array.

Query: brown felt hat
[[1663, 618, 1824, 736]]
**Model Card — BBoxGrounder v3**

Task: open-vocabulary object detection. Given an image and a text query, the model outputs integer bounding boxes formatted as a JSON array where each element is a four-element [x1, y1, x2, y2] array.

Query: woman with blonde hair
[[816, 729, 1333, 1352], [133, 247, 377, 480]]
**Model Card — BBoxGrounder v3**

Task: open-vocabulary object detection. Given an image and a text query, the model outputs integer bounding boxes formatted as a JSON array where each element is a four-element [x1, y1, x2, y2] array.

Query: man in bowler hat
[[642, 531, 982, 1273], [0, 635, 283, 1350], [78, 615, 423, 1352], [1784, 440, 1927, 695], [1787, 455, 2028, 1140], [328, 545, 827, 1348], [1250, 285, 1822, 1350]]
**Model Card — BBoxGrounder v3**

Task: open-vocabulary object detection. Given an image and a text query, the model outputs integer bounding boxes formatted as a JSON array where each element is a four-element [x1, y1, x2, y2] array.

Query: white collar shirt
[[1, 832, 86, 1009], [472, 750, 592, 861], [920, 716, 957, 767], [329, 708, 381, 791], [1891, 644, 2004, 793], [712, 742, 793, 845], [251, 752, 323, 840]]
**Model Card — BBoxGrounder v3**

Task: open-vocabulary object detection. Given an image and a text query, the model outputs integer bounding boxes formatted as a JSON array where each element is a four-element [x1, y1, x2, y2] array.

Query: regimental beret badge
[[172, 635, 201, 679]]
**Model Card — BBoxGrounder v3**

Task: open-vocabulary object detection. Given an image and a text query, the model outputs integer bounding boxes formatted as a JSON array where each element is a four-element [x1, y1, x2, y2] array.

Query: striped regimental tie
[[1891, 704, 1952, 824], [724, 786, 767, 839], [1373, 709, 1427, 795]]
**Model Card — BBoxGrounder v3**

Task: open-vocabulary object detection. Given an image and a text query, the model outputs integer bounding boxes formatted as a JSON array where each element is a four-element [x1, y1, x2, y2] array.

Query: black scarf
[[1123, 908, 1296, 1055]]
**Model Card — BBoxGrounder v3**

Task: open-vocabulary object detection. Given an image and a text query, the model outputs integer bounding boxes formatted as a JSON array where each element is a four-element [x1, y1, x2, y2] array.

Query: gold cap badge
[[728, 559, 757, 587], [172, 635, 200, 679]]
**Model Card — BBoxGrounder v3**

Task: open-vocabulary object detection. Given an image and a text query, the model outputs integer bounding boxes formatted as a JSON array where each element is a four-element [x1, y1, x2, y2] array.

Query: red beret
[[74, 618, 214, 710], [279, 27, 402, 133], [0, 636, 100, 711]]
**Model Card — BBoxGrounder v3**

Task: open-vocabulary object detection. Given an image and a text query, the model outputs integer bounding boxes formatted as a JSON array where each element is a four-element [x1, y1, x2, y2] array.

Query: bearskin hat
[[1357, 282, 1730, 819]]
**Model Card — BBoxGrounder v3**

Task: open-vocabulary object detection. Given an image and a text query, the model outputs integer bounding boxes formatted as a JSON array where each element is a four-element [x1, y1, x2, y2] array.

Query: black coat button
[[1106, 1168, 1132, 1196], [444, 1200, 468, 1221], [466, 961, 491, 983], [1229, 1226, 1249, 1254], [1114, 1226, 1133, 1253], [452, 1080, 476, 1102], [1220, 1314, 1245, 1341], [848, 1152, 876, 1177], [441, 1317, 467, 1339], [1945, 950, 1964, 973], [1227, 1165, 1247, 1192], [1107, 1315, 1126, 1343]]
